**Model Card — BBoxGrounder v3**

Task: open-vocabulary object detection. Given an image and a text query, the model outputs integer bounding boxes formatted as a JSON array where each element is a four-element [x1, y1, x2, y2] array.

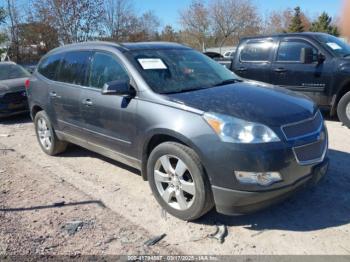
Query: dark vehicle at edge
[[0, 62, 31, 118], [231, 32, 350, 128], [26, 42, 329, 220]]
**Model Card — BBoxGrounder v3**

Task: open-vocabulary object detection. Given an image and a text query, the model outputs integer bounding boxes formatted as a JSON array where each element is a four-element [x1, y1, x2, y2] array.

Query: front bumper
[[0, 99, 28, 118], [212, 158, 329, 215]]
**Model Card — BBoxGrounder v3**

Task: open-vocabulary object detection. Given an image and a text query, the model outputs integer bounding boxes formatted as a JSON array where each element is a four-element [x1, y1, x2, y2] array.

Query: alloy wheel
[[154, 155, 195, 210], [346, 102, 350, 120], [37, 118, 52, 150]]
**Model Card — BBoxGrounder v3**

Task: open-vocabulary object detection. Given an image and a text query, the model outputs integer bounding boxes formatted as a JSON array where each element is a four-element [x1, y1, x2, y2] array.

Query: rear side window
[[56, 51, 91, 86], [38, 53, 62, 80], [240, 41, 272, 62], [89, 52, 129, 89], [277, 40, 318, 62]]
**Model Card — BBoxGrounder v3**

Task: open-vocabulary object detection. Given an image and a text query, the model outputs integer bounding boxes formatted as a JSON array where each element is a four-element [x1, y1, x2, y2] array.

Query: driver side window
[[277, 40, 318, 62], [89, 52, 129, 89]]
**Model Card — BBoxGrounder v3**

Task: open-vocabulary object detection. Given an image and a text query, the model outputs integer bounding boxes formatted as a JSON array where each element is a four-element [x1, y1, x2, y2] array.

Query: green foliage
[[288, 7, 304, 33], [310, 12, 339, 36], [0, 32, 8, 43]]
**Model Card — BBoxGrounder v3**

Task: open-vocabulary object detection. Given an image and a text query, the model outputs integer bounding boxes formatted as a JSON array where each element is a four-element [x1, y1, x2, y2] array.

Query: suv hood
[[165, 81, 317, 127]]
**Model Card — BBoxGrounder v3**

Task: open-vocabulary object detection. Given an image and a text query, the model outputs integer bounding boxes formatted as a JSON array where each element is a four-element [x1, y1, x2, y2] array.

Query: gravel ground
[[0, 114, 350, 255]]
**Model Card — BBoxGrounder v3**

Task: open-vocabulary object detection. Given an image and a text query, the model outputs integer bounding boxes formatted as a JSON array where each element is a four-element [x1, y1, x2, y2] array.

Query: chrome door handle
[[274, 68, 287, 73], [49, 92, 61, 98], [237, 67, 247, 72], [82, 99, 93, 106]]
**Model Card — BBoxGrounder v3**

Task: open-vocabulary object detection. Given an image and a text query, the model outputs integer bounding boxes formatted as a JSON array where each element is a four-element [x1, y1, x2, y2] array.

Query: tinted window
[[89, 52, 129, 89], [57, 51, 91, 85], [128, 49, 237, 94], [38, 53, 61, 80], [277, 41, 318, 62], [0, 64, 30, 80], [240, 41, 272, 62]]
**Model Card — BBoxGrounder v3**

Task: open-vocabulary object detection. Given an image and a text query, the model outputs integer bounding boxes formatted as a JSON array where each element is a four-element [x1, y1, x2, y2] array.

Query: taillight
[[25, 79, 30, 89]]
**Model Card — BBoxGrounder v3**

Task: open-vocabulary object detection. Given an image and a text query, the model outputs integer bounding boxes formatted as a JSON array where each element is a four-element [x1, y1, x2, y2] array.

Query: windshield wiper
[[214, 78, 242, 87]]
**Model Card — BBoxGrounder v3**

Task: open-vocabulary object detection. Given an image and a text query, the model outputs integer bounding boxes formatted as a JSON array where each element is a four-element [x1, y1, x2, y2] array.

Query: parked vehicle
[[231, 32, 350, 128], [0, 62, 31, 118], [203, 51, 223, 59], [22, 64, 37, 74], [223, 50, 236, 58], [27, 42, 328, 220]]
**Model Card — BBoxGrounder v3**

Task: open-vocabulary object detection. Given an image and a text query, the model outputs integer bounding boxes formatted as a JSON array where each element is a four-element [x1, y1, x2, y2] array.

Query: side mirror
[[300, 47, 314, 64], [317, 53, 326, 64], [101, 80, 135, 97]]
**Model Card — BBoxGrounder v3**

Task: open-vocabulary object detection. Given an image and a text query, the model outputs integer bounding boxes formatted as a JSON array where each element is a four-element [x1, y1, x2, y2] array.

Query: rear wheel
[[337, 91, 350, 128], [147, 142, 213, 221], [34, 111, 68, 155]]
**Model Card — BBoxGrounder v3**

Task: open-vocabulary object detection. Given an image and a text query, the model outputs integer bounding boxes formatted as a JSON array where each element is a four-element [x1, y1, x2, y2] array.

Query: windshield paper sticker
[[326, 42, 342, 50], [138, 58, 167, 70]]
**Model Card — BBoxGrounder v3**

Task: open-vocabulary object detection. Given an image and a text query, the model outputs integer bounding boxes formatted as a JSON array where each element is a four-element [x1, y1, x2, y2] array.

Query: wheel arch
[[141, 129, 205, 181], [331, 80, 350, 116], [30, 104, 44, 120]]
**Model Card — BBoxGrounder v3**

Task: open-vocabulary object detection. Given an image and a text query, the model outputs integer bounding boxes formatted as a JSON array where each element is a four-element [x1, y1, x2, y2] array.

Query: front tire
[[337, 91, 350, 128], [147, 142, 213, 221], [34, 111, 68, 155]]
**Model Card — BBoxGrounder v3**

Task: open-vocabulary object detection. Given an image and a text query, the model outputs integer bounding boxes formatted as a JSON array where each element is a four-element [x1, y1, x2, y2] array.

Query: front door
[[80, 51, 138, 157], [270, 38, 333, 106]]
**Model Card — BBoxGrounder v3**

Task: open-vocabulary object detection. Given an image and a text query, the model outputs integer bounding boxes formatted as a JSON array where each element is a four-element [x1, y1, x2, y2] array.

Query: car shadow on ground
[[197, 149, 350, 232], [0, 113, 32, 125]]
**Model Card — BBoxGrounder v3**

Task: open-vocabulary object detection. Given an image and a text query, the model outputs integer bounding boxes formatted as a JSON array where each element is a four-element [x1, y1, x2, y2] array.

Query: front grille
[[0, 90, 26, 104], [293, 130, 327, 165], [282, 111, 323, 140]]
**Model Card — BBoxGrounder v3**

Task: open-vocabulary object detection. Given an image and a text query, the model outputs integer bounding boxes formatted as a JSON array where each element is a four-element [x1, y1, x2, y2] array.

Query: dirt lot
[[0, 114, 350, 255]]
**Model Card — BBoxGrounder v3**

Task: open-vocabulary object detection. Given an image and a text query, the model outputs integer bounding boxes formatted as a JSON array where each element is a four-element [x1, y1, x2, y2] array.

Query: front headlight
[[203, 112, 280, 144]]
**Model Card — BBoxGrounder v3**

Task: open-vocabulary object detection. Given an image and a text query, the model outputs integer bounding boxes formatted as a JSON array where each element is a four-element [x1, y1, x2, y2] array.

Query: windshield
[[0, 64, 30, 81], [128, 49, 237, 94], [315, 34, 350, 57]]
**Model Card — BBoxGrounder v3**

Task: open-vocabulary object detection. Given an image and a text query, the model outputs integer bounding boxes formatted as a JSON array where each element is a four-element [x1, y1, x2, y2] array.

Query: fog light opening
[[235, 171, 282, 186]]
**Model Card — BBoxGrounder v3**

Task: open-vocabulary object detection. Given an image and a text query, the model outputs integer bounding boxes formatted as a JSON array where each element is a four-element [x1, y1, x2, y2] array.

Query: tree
[[210, 0, 260, 49], [288, 6, 304, 32], [0, 6, 6, 24], [179, 0, 210, 50], [104, 0, 136, 41], [263, 7, 310, 34], [32, 0, 105, 44], [18, 22, 59, 53], [310, 12, 339, 36], [6, 0, 21, 62], [160, 25, 178, 42], [0, 6, 7, 45]]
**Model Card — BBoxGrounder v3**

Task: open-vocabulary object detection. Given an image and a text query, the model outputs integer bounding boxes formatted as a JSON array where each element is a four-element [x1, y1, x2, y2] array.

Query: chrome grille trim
[[292, 137, 328, 166], [281, 111, 323, 141]]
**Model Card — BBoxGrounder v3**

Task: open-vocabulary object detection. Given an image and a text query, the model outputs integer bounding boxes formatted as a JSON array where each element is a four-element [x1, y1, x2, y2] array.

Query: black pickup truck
[[230, 32, 350, 128]]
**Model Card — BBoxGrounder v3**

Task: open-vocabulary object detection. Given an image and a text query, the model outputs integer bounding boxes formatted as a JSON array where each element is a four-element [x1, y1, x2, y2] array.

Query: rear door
[[233, 38, 274, 83], [79, 51, 138, 156], [49, 51, 92, 137], [270, 37, 333, 105]]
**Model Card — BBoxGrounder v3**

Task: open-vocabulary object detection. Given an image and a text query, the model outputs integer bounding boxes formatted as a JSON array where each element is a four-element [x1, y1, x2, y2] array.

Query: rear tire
[[147, 142, 214, 221], [34, 111, 67, 155], [337, 91, 350, 128]]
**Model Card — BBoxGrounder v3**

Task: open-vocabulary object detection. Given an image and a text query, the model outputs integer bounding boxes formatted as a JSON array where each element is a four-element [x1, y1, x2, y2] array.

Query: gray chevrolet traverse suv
[[26, 42, 329, 221]]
